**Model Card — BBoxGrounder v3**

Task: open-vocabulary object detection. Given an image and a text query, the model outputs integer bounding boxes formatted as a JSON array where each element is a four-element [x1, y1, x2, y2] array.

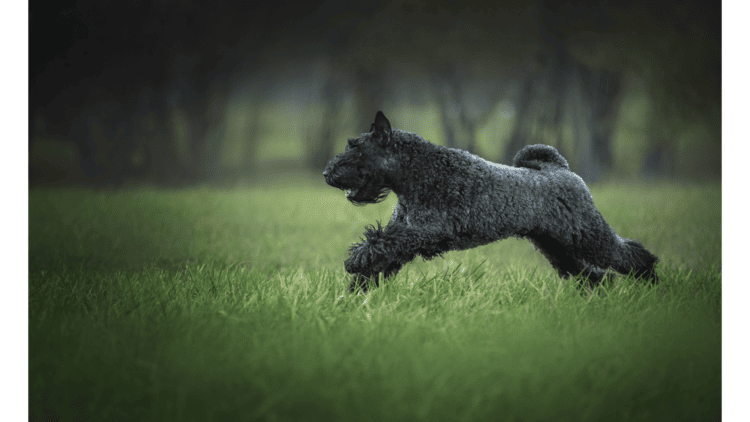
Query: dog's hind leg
[[527, 233, 610, 288], [607, 237, 660, 284]]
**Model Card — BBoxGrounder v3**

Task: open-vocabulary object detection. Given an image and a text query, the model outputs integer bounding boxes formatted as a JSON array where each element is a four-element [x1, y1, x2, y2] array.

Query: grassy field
[[28, 179, 721, 421]]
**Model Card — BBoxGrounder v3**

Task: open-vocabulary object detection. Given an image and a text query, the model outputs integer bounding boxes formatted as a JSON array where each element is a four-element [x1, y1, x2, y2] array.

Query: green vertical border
[[0, 0, 27, 421], [722, 0, 750, 421]]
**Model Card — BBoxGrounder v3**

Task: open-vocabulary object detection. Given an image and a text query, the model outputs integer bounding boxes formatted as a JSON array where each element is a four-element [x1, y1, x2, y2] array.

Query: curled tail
[[513, 144, 570, 170], [615, 238, 660, 284]]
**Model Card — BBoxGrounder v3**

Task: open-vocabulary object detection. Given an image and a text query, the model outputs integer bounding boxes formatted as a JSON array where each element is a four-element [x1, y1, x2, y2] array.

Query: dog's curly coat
[[323, 111, 658, 291]]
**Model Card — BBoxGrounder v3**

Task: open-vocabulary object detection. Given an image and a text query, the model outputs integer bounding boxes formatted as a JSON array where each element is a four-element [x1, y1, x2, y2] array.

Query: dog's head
[[323, 111, 394, 205]]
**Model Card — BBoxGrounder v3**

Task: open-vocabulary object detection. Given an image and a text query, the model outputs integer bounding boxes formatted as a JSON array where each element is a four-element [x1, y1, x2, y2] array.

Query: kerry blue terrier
[[323, 111, 659, 292]]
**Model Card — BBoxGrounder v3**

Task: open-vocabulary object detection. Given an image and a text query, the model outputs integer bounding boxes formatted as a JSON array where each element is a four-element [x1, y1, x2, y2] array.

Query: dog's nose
[[323, 169, 329, 177]]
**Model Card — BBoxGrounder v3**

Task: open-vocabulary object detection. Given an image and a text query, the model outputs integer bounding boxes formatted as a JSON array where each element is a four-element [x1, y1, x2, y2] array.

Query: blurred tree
[[307, 69, 346, 172], [29, 0, 297, 185], [29, 0, 720, 185], [635, 0, 721, 178], [500, 0, 624, 182]]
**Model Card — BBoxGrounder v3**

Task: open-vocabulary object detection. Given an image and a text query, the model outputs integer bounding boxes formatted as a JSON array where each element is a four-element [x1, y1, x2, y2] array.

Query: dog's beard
[[324, 163, 391, 205], [346, 182, 390, 205]]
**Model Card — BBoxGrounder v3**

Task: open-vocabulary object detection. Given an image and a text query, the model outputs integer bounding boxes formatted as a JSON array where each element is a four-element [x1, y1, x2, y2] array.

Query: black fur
[[323, 111, 659, 292]]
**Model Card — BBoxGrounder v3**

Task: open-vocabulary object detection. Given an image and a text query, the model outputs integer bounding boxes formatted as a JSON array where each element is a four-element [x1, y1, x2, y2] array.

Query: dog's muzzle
[[323, 167, 344, 189], [322, 168, 335, 187]]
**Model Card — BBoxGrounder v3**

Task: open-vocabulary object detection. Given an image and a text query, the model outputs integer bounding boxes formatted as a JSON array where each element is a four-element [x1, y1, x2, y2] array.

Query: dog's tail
[[513, 144, 570, 171], [614, 237, 660, 284]]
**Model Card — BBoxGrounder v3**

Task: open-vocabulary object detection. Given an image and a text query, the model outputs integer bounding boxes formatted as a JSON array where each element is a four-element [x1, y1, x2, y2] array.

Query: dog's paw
[[348, 274, 374, 293], [346, 236, 393, 274], [345, 242, 371, 274]]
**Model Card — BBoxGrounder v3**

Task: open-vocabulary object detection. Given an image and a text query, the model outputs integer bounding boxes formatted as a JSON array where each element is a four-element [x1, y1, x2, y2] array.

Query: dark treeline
[[29, 0, 720, 187]]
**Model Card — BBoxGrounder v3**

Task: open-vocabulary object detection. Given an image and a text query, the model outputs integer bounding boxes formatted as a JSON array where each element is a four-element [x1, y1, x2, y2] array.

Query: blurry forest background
[[29, 0, 721, 187]]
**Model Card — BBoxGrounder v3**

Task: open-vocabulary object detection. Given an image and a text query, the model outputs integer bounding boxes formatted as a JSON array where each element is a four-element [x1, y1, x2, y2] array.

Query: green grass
[[29, 180, 721, 421]]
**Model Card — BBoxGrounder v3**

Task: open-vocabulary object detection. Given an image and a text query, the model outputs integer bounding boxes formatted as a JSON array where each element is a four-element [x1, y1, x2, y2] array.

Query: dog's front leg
[[344, 225, 414, 292], [344, 223, 451, 292], [346, 243, 406, 292]]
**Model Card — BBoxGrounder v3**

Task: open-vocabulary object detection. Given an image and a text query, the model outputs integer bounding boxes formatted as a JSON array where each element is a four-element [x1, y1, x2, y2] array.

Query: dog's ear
[[371, 110, 392, 143]]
